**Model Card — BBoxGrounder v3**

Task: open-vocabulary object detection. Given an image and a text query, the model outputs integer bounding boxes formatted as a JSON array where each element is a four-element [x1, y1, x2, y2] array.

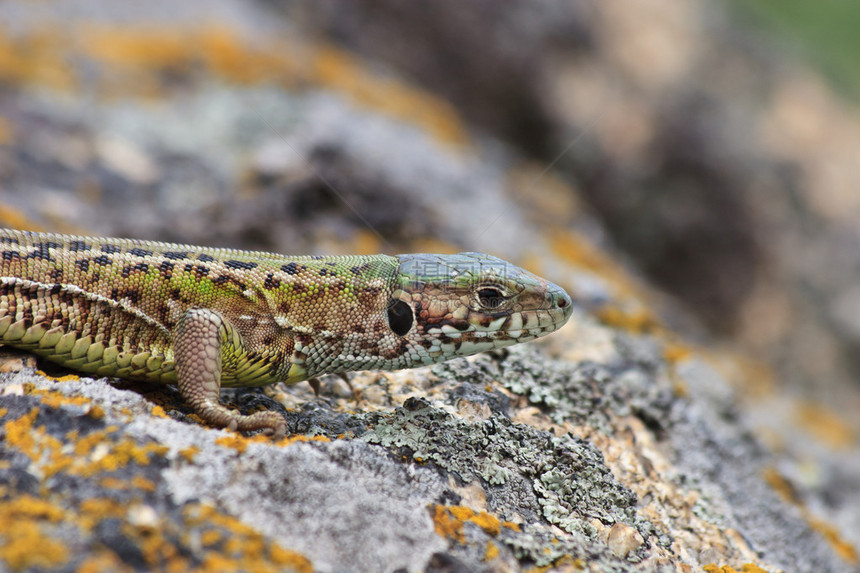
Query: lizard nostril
[[557, 298, 567, 308]]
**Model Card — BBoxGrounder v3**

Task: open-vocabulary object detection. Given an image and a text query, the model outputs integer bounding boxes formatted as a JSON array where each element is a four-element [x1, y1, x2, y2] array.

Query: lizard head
[[387, 252, 572, 365]]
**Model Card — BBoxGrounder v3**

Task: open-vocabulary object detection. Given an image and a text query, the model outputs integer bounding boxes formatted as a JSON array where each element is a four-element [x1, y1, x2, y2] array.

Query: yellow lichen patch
[[77, 438, 169, 475], [525, 555, 586, 573], [350, 229, 383, 256], [703, 564, 771, 573], [484, 541, 500, 561], [0, 495, 66, 523], [311, 45, 469, 145], [216, 432, 329, 453], [431, 505, 505, 544], [183, 503, 313, 573], [3, 406, 63, 466], [0, 520, 69, 571], [0, 24, 467, 146], [79, 26, 192, 72], [0, 26, 76, 91], [199, 25, 297, 86], [98, 475, 157, 493], [593, 304, 661, 335], [7, 419, 170, 479], [35, 371, 80, 382], [0, 496, 69, 570], [150, 405, 170, 418], [793, 402, 856, 449], [30, 386, 92, 410], [432, 504, 465, 544], [214, 433, 254, 454], [502, 521, 521, 532], [762, 468, 858, 563], [77, 497, 127, 530], [548, 228, 633, 288], [663, 342, 693, 364], [450, 505, 502, 536], [809, 517, 859, 564], [0, 203, 42, 231], [762, 467, 802, 506], [76, 550, 134, 573], [267, 544, 314, 573], [408, 237, 460, 255], [276, 434, 331, 447], [179, 445, 200, 463]]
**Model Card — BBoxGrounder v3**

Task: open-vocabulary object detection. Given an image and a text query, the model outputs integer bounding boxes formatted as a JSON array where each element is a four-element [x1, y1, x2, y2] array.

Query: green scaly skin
[[0, 228, 572, 437]]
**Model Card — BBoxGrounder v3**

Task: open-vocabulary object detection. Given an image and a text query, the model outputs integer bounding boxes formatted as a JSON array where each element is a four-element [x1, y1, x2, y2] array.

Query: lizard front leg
[[173, 308, 287, 438]]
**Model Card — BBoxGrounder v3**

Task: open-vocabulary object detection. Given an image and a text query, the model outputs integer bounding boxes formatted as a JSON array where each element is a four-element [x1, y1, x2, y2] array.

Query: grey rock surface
[[1, 1, 859, 572]]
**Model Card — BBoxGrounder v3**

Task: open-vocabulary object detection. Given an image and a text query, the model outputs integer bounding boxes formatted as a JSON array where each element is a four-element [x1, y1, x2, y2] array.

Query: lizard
[[0, 228, 572, 438]]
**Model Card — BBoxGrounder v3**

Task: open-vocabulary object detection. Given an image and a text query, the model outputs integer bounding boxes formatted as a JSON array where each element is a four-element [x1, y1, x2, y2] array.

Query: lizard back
[[0, 229, 398, 384]]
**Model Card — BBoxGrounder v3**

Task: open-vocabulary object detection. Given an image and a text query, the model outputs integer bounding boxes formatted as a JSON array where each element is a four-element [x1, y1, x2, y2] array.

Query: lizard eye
[[476, 286, 505, 310], [387, 299, 414, 336]]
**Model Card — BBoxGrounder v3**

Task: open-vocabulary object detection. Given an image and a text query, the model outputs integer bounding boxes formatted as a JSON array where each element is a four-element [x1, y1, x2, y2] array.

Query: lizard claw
[[308, 377, 322, 397]]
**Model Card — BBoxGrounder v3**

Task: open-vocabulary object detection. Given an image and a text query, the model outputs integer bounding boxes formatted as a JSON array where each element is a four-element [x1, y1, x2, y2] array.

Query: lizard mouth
[[421, 281, 573, 357]]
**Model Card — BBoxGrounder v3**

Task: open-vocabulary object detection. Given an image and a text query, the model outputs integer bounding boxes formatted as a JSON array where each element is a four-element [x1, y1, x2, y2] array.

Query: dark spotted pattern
[[225, 260, 258, 270], [0, 229, 572, 399]]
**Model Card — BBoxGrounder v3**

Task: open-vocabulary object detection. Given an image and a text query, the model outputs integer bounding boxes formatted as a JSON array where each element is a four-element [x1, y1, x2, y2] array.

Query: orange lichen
[[150, 405, 170, 418], [267, 545, 314, 573], [793, 402, 856, 449], [548, 228, 633, 287], [0, 496, 69, 570], [79, 26, 192, 72], [312, 45, 469, 145], [593, 305, 661, 334], [76, 550, 135, 573], [663, 342, 693, 364], [183, 503, 313, 573], [35, 371, 81, 382], [431, 505, 506, 545], [1, 23, 470, 147], [484, 541, 500, 561], [0, 520, 69, 570], [525, 555, 586, 573], [215, 434, 254, 453], [201, 528, 222, 547], [214, 433, 330, 453], [0, 26, 76, 91], [98, 475, 157, 492], [3, 405, 168, 479], [408, 237, 460, 256], [809, 517, 859, 564], [179, 445, 201, 463], [432, 504, 465, 544], [79, 438, 169, 475], [77, 498, 127, 530], [0, 203, 42, 231], [3, 407, 56, 464], [763, 467, 858, 563], [277, 434, 331, 446], [762, 467, 802, 506], [199, 25, 297, 86], [703, 565, 770, 573]]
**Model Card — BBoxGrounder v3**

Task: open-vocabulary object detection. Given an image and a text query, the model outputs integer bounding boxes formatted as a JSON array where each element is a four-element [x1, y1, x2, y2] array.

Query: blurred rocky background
[[1, 1, 860, 572]]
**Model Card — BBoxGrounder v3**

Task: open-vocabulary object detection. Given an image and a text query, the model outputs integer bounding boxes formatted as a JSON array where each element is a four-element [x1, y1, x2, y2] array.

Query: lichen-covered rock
[[1, 1, 859, 572]]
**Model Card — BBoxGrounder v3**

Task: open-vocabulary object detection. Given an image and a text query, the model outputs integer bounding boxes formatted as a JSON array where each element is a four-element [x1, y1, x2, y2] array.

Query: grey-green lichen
[[362, 398, 640, 539]]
